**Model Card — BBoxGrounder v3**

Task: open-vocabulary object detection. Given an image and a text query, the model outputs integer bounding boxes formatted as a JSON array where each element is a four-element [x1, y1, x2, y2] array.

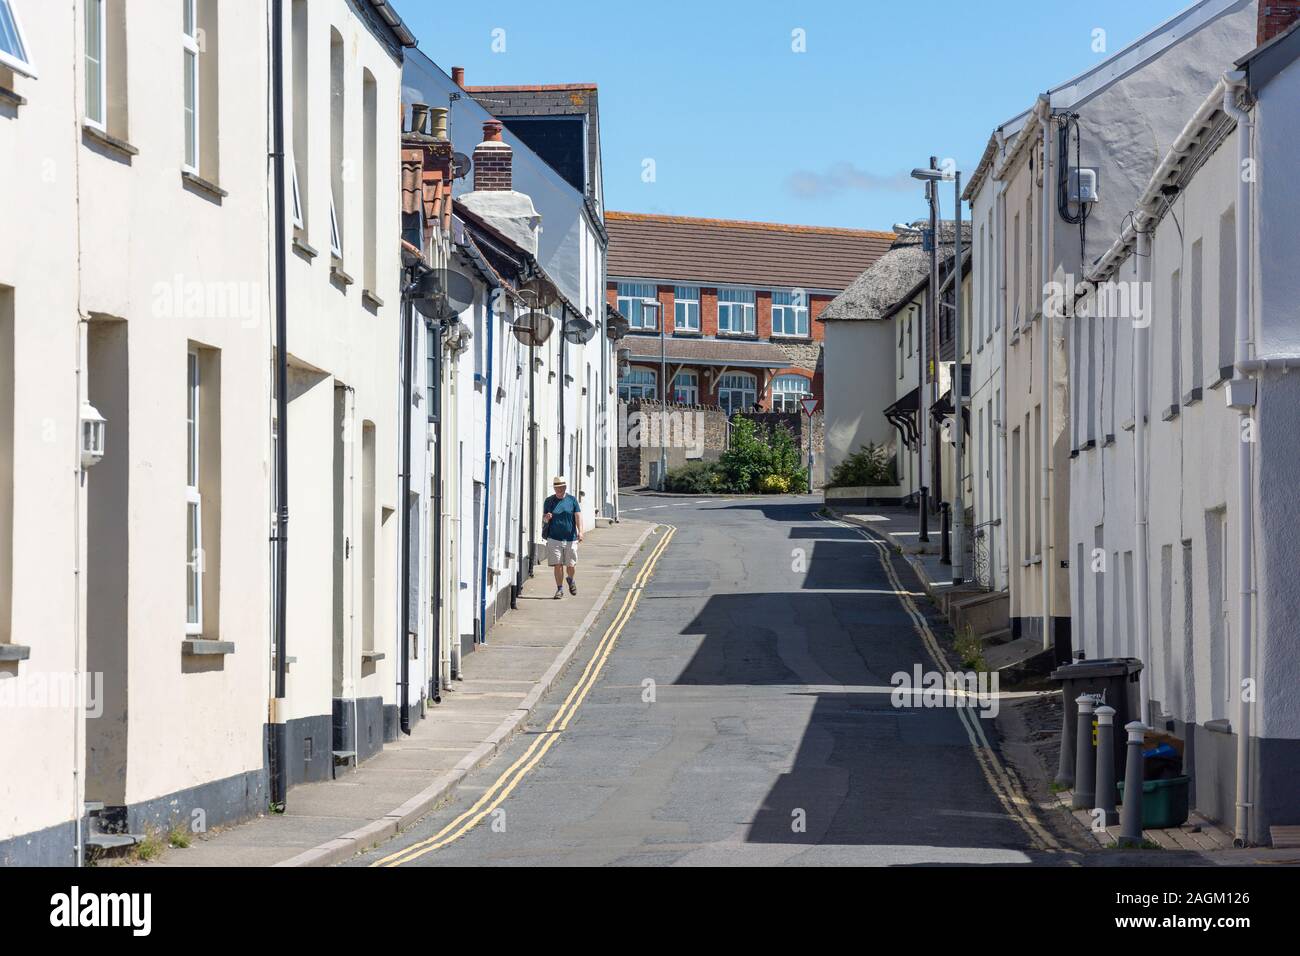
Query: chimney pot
[[451, 66, 465, 87], [1259, 1, 1300, 45], [428, 107, 448, 141], [410, 103, 429, 135], [472, 122, 512, 192]]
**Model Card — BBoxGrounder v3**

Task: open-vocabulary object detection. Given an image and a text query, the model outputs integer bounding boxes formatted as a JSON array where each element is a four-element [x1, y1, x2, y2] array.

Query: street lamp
[[642, 298, 668, 490], [910, 163, 966, 584], [910, 164, 943, 544]]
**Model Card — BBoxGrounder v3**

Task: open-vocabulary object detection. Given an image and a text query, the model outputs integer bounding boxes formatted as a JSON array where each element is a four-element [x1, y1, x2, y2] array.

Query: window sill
[[1103, 434, 1116, 447], [717, 332, 759, 341], [1082, 439, 1096, 451], [330, 260, 355, 287], [1022, 555, 1043, 568], [0, 643, 31, 662], [182, 169, 228, 201], [182, 639, 235, 657], [1210, 366, 1233, 389], [0, 85, 27, 109], [362, 289, 384, 310], [672, 330, 702, 338], [361, 650, 386, 663], [1182, 387, 1203, 407], [1161, 405, 1179, 422], [292, 235, 319, 260], [769, 334, 813, 343], [83, 122, 139, 160]]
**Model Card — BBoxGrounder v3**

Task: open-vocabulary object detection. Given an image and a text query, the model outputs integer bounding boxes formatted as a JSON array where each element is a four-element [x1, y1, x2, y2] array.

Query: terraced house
[[606, 213, 892, 415]]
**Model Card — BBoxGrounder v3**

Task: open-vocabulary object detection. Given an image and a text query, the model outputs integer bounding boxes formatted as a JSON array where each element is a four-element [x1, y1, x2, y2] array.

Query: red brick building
[[605, 212, 893, 414]]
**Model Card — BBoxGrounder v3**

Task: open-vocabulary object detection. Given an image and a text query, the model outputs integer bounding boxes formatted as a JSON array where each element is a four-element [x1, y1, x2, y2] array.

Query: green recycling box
[[1117, 775, 1190, 829]]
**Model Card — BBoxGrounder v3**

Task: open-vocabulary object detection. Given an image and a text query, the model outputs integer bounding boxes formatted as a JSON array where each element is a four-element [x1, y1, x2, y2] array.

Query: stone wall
[[616, 400, 825, 489]]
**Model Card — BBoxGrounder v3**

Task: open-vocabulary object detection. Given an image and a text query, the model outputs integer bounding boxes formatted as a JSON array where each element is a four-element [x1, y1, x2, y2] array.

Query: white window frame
[[186, 350, 203, 636], [617, 366, 656, 402], [771, 290, 809, 337], [673, 287, 700, 332], [329, 192, 343, 258], [84, 0, 106, 130], [717, 288, 755, 335], [290, 154, 304, 230], [182, 0, 200, 173], [616, 283, 656, 330], [772, 374, 811, 412], [717, 372, 757, 416], [0, 0, 37, 78], [672, 370, 698, 405]]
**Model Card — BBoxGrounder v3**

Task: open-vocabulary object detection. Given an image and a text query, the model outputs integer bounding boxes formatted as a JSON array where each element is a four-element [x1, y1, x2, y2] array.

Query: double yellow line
[[816, 511, 1066, 855], [374, 524, 678, 867]]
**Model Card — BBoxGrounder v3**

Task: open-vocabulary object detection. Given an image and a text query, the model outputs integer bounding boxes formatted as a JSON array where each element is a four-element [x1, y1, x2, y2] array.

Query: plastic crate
[[1117, 775, 1190, 829]]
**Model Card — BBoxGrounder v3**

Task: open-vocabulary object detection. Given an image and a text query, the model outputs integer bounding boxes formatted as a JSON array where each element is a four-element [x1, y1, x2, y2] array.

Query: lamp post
[[911, 162, 965, 581], [642, 298, 667, 489], [911, 163, 944, 543]]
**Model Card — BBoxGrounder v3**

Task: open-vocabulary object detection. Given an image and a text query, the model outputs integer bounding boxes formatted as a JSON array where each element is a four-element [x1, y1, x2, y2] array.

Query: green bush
[[718, 416, 807, 493], [663, 461, 730, 494], [758, 474, 790, 494], [828, 442, 897, 489]]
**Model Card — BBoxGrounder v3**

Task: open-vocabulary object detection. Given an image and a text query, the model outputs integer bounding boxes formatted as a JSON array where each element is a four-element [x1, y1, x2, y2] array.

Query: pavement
[[351, 492, 1093, 867], [146, 516, 657, 867]]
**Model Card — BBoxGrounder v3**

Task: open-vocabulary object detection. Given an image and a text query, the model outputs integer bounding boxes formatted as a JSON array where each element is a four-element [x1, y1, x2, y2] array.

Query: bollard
[[1071, 694, 1101, 809], [1093, 705, 1119, 827], [1118, 720, 1147, 847], [1056, 694, 1076, 789]]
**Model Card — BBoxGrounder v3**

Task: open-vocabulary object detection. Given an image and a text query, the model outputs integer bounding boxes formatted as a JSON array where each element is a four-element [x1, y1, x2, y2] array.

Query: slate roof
[[606, 212, 894, 291], [820, 221, 970, 322], [465, 83, 602, 205]]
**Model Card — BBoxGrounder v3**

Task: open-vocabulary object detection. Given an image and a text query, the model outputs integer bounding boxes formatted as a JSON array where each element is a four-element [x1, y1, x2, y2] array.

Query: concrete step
[[948, 589, 1009, 638], [979, 627, 1013, 647], [86, 833, 143, 851]]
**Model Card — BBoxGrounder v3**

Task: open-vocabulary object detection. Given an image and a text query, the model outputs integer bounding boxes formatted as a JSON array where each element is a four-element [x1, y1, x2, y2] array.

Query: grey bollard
[[1071, 694, 1101, 809], [1093, 705, 1119, 827], [1056, 693, 1075, 789], [1118, 720, 1147, 847]]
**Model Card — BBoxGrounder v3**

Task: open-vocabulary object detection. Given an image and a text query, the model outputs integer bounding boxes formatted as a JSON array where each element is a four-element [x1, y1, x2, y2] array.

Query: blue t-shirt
[[544, 494, 580, 541]]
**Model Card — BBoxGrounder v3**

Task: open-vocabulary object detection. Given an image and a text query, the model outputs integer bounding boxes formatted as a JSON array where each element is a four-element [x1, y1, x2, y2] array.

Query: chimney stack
[[428, 107, 448, 141], [472, 120, 512, 191], [1259, 1, 1300, 44], [451, 66, 465, 87]]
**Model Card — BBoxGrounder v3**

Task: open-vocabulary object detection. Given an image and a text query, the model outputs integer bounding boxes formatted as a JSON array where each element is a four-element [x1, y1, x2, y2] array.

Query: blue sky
[[392, 0, 1195, 231]]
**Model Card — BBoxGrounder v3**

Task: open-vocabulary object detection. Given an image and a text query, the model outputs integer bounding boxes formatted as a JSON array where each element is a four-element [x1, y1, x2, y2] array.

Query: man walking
[[542, 476, 583, 599]]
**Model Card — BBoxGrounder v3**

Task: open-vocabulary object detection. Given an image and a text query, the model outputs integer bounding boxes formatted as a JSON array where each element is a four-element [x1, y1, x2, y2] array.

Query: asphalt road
[[354, 492, 1069, 867]]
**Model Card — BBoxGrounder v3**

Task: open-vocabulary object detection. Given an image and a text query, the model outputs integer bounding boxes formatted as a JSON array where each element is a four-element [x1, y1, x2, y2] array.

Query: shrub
[[663, 461, 729, 494], [758, 474, 790, 494], [828, 442, 896, 489], [719, 415, 808, 493]]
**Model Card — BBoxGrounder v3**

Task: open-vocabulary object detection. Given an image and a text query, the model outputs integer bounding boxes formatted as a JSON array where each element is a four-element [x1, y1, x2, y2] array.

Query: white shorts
[[546, 538, 579, 567]]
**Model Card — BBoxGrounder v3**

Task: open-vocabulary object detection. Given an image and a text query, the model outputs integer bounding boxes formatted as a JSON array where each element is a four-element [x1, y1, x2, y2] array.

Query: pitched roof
[[820, 222, 969, 322], [465, 83, 602, 205], [606, 212, 894, 291]]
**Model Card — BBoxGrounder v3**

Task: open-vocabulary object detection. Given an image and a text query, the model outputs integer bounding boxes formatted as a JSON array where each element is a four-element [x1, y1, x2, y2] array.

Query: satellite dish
[[605, 314, 630, 340], [451, 152, 471, 180], [562, 315, 596, 345], [510, 310, 555, 347], [412, 268, 476, 321], [517, 275, 558, 311]]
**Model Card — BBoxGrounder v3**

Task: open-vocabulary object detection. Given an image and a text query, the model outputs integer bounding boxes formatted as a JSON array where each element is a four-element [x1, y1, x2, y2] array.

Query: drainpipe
[[1039, 106, 1053, 655], [478, 297, 497, 645], [1223, 72, 1255, 847], [995, 131, 1008, 588], [952, 171, 965, 585], [398, 273, 417, 735], [269, 0, 290, 810], [1134, 227, 1153, 727], [528, 342, 537, 574], [429, 317, 443, 703]]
